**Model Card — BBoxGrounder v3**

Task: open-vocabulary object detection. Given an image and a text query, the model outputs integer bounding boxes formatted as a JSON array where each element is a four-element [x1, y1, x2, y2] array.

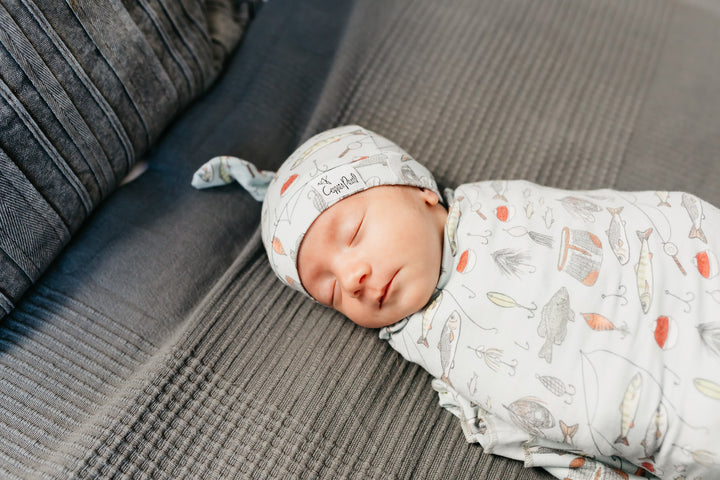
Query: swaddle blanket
[[381, 180, 720, 480]]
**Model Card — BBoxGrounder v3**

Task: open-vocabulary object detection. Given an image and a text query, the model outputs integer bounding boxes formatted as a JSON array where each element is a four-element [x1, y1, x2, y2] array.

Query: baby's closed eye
[[349, 214, 364, 245]]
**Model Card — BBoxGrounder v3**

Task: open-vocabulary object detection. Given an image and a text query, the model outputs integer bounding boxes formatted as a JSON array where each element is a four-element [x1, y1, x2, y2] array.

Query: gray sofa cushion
[[0, 0, 249, 318]]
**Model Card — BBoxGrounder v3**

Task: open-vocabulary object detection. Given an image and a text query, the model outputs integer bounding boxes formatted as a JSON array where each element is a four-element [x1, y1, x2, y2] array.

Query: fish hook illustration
[[467, 229, 493, 245], [601, 284, 628, 306], [664, 290, 694, 313]]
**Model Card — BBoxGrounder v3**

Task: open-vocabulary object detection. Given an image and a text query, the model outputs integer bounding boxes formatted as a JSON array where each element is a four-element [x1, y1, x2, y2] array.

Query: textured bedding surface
[[2, 0, 720, 478]]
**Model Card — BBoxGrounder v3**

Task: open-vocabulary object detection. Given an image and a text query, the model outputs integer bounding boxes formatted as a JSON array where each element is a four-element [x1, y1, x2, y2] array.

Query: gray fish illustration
[[537, 287, 574, 363], [560, 196, 601, 222], [438, 311, 461, 387], [503, 397, 555, 437], [606, 207, 630, 265], [681, 193, 707, 243]]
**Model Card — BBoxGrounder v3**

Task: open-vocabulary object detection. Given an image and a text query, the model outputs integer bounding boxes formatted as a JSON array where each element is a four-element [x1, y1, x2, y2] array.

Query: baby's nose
[[342, 262, 370, 298]]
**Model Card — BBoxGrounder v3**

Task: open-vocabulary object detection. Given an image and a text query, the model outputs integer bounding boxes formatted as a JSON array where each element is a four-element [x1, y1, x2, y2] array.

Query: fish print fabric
[[381, 181, 720, 480]]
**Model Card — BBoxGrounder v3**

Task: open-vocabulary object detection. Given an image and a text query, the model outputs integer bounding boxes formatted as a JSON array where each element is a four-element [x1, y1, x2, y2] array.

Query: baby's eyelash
[[350, 215, 364, 244]]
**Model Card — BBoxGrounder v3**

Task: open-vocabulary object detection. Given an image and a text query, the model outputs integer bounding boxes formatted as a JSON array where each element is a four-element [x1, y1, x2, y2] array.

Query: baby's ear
[[419, 187, 440, 206]]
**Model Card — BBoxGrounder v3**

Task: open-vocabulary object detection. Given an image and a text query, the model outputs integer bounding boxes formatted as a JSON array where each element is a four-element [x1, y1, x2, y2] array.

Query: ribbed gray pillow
[[0, 0, 253, 318]]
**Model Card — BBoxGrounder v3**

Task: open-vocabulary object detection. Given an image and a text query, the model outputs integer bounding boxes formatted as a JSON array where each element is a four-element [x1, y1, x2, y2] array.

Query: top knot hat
[[192, 125, 441, 299]]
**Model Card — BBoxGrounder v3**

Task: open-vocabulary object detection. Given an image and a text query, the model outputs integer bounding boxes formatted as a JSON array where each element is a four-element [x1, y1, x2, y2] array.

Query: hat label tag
[[315, 164, 366, 203]]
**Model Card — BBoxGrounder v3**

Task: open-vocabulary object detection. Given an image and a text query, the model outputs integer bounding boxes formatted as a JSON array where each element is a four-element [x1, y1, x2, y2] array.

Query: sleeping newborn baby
[[192, 125, 720, 480]]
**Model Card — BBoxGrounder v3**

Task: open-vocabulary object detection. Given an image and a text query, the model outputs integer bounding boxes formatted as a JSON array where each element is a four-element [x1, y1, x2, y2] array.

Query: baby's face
[[297, 185, 448, 328]]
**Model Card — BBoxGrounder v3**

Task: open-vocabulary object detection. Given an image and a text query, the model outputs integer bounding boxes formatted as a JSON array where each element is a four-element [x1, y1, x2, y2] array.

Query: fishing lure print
[[504, 226, 553, 248], [694, 249, 719, 278], [616, 373, 643, 446], [486, 291, 537, 318], [468, 345, 518, 376], [491, 248, 536, 277], [456, 249, 477, 273], [559, 196, 602, 222], [537, 287, 574, 363], [651, 315, 678, 349], [681, 193, 707, 243], [494, 205, 515, 222], [536, 374, 576, 404], [582, 313, 629, 339], [693, 378, 720, 400], [438, 311, 461, 387], [606, 207, 630, 265], [635, 229, 654, 314]]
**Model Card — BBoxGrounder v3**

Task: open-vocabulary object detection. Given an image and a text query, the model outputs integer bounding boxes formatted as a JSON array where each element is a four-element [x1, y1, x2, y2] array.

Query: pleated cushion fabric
[[0, 0, 250, 319]]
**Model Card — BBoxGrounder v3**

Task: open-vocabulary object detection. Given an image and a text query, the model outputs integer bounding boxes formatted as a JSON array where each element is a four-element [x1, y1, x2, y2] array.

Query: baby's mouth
[[378, 270, 398, 308]]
